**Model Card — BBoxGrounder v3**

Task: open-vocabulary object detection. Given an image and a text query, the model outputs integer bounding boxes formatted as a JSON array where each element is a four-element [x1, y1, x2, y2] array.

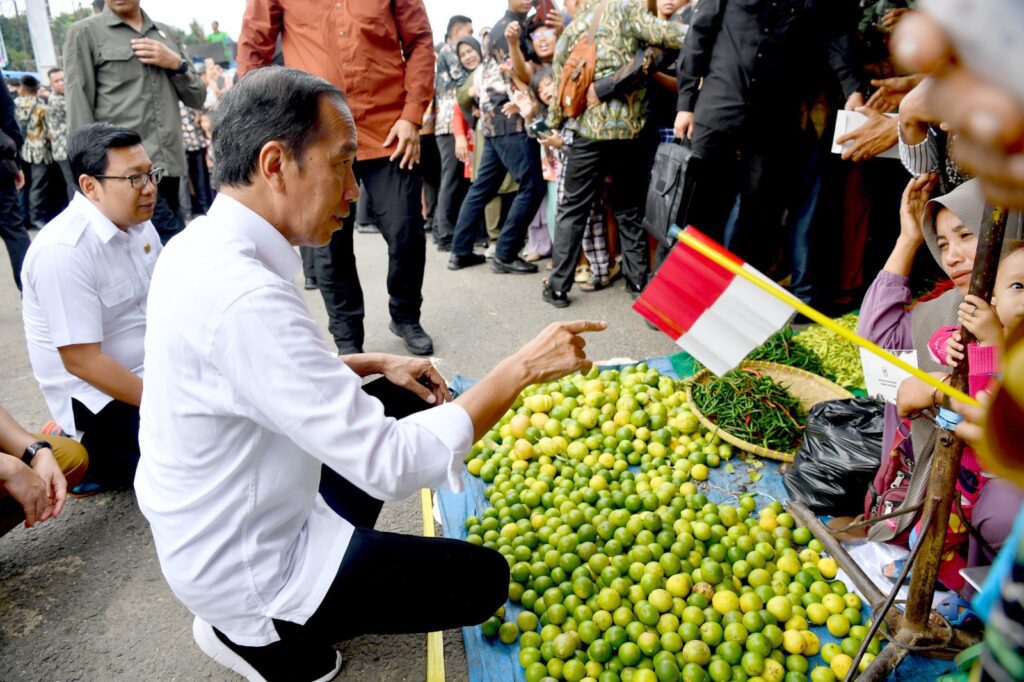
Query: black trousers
[[71, 397, 140, 486], [0, 174, 29, 291], [434, 134, 470, 247], [314, 157, 426, 353], [152, 176, 184, 244], [421, 133, 441, 235], [213, 378, 509, 682], [56, 159, 76, 202], [550, 136, 652, 294], [186, 149, 213, 216], [686, 122, 797, 273], [20, 162, 50, 230], [299, 246, 317, 283]]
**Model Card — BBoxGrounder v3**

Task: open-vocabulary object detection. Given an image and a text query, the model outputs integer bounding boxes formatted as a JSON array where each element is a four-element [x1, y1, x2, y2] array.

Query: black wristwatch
[[21, 440, 50, 466], [175, 59, 189, 75]]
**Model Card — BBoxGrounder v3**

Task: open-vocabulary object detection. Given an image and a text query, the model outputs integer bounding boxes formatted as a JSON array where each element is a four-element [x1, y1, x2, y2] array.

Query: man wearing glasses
[[20, 123, 163, 493]]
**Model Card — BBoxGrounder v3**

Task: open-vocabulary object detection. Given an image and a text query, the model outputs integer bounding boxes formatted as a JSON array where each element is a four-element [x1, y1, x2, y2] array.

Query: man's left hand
[[384, 119, 421, 170], [381, 355, 452, 405], [131, 38, 182, 71], [837, 109, 898, 162]]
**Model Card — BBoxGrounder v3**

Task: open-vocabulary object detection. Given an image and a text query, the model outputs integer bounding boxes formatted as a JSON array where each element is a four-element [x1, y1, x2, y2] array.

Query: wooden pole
[[903, 205, 1007, 631]]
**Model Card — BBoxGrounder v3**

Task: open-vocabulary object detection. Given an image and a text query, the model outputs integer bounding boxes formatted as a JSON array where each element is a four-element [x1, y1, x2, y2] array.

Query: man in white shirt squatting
[[21, 123, 163, 491], [135, 66, 607, 682]]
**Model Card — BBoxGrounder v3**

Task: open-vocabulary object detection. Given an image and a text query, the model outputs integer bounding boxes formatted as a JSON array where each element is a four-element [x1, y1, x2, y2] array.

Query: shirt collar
[[71, 193, 133, 244], [103, 6, 156, 33], [207, 194, 302, 282]]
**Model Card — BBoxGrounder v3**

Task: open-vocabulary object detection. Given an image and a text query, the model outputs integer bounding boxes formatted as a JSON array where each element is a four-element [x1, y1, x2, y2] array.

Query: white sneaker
[[192, 616, 342, 682], [483, 243, 497, 259]]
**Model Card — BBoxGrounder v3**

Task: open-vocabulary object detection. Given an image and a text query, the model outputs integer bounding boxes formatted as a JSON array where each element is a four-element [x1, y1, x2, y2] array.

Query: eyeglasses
[[93, 167, 165, 190], [531, 28, 556, 41]]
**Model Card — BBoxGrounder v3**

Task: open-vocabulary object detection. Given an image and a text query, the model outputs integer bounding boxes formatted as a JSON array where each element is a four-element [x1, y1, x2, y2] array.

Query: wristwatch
[[21, 440, 50, 466], [175, 59, 190, 75]]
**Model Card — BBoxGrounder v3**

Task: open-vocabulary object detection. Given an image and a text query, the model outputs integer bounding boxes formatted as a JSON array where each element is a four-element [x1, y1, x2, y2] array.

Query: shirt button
[[757, 52, 763, 58], [763, 27, 769, 34]]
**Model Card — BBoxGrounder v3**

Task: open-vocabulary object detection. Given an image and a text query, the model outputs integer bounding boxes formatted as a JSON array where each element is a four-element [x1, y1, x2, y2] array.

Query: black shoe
[[436, 241, 452, 253], [492, 257, 539, 274], [304, 277, 317, 290], [448, 253, 486, 270], [336, 343, 363, 355], [542, 286, 570, 308], [627, 284, 644, 301], [389, 321, 434, 355], [355, 223, 380, 234]]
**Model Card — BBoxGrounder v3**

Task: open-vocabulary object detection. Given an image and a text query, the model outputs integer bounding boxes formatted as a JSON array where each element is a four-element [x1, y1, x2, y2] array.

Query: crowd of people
[[0, 0, 1023, 680]]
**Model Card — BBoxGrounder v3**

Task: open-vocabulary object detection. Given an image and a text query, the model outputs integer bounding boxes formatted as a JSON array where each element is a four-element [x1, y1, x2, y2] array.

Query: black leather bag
[[643, 140, 698, 248]]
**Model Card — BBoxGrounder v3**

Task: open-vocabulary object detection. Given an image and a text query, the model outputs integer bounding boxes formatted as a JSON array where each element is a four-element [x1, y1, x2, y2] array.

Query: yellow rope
[[421, 488, 446, 682], [675, 230, 979, 407]]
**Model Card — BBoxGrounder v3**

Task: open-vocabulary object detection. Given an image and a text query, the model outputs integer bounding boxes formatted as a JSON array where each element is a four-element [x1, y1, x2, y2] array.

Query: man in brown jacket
[[239, 0, 438, 357]]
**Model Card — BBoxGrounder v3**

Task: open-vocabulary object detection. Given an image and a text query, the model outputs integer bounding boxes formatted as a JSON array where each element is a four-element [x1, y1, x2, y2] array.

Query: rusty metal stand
[[788, 205, 1008, 681]]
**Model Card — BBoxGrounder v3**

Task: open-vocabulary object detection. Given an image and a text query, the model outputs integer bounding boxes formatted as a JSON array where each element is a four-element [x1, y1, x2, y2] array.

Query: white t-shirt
[[135, 194, 472, 646], [21, 193, 161, 434]]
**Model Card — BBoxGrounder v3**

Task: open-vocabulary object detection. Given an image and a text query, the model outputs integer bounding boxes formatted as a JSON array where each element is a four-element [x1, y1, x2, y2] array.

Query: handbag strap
[[585, 0, 608, 44]]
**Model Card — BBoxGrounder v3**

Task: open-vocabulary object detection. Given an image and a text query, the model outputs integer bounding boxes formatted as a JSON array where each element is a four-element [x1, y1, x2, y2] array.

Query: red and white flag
[[633, 228, 794, 376]]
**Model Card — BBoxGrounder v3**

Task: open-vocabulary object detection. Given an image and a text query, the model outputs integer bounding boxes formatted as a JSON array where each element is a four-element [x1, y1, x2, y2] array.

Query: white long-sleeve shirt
[[21, 194, 161, 434], [135, 194, 471, 646]]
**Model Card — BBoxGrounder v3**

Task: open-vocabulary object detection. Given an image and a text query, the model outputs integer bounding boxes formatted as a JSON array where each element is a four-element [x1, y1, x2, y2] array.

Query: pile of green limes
[[464, 364, 881, 682]]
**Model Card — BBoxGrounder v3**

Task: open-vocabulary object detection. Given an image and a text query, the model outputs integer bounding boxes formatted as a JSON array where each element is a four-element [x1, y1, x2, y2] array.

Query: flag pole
[[670, 227, 979, 407]]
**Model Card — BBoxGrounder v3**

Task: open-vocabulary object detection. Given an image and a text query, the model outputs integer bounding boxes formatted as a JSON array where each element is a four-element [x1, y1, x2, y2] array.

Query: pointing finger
[[561, 320, 608, 334]]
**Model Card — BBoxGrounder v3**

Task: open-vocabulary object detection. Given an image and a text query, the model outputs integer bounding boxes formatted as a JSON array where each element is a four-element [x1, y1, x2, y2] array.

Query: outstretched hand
[[513, 320, 608, 385]]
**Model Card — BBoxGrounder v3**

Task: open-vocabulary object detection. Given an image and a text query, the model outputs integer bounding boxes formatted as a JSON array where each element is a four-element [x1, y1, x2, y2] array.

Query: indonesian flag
[[633, 228, 794, 376]]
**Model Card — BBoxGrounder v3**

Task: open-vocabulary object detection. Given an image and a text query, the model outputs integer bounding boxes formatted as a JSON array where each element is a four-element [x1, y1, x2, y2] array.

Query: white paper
[[861, 348, 918, 404], [835, 541, 951, 610], [831, 110, 901, 160]]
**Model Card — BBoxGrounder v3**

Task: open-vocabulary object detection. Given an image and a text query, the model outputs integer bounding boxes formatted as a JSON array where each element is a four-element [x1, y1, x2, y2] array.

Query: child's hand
[[945, 330, 964, 367], [958, 294, 1003, 344]]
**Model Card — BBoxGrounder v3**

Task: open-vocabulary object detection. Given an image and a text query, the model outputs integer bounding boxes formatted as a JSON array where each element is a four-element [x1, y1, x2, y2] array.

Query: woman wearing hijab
[[858, 176, 1024, 618], [454, 35, 518, 253]]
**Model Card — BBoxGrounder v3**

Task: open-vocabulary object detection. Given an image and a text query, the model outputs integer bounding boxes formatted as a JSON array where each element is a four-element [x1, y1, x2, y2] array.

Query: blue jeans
[[452, 132, 545, 262]]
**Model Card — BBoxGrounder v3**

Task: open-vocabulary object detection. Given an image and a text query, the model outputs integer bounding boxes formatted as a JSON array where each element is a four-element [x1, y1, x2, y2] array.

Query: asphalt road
[[0, 225, 677, 681]]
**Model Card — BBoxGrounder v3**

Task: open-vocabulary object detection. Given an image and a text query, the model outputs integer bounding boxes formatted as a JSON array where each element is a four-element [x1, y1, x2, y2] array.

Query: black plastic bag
[[783, 398, 884, 515]]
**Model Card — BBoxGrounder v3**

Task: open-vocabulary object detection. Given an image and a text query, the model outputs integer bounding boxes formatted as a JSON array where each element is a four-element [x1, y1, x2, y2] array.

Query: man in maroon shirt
[[239, 0, 437, 356]]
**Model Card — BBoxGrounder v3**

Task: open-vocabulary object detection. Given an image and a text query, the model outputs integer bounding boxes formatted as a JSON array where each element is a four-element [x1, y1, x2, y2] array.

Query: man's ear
[[257, 140, 290, 192], [79, 174, 100, 201]]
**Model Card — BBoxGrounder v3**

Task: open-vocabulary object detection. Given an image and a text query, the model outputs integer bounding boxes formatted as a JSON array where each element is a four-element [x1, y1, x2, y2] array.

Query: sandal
[[935, 594, 980, 628], [580, 276, 611, 293], [71, 480, 106, 498], [882, 558, 910, 583], [574, 264, 591, 284]]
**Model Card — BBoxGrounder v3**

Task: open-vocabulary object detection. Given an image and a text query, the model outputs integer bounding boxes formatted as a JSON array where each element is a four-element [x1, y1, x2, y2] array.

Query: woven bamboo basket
[[686, 360, 854, 463]]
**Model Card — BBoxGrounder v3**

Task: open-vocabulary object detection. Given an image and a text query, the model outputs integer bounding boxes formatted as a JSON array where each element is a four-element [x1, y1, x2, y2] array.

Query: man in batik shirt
[[45, 68, 73, 204], [433, 14, 473, 251], [14, 75, 51, 230]]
